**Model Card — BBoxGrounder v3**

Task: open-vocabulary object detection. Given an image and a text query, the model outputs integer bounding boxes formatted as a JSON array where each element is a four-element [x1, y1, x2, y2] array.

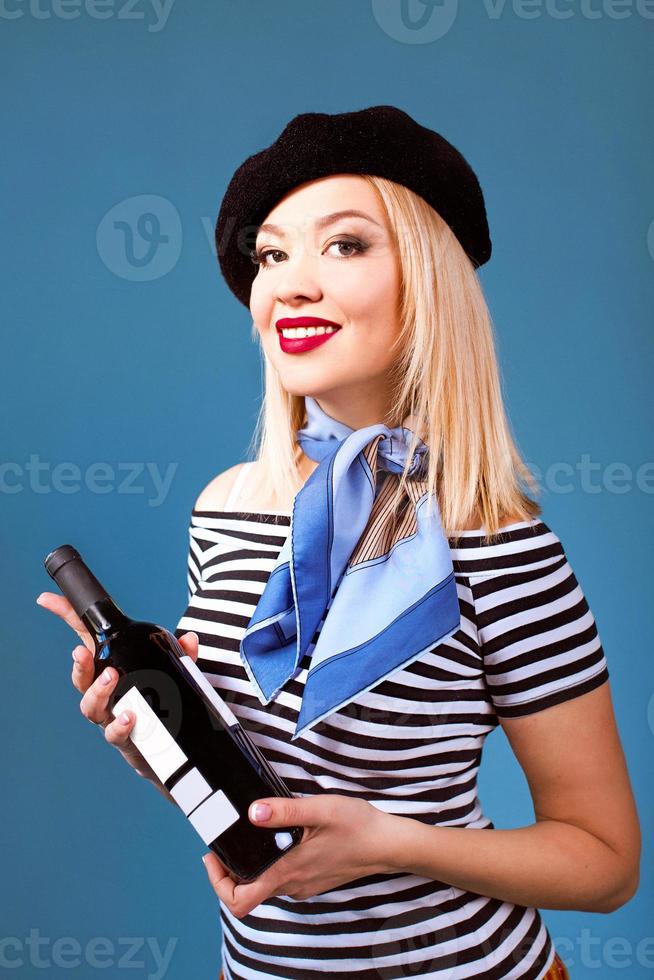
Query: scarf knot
[[376, 433, 428, 477]]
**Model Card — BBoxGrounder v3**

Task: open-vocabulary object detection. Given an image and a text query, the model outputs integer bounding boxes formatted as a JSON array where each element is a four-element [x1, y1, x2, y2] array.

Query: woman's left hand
[[202, 793, 398, 917]]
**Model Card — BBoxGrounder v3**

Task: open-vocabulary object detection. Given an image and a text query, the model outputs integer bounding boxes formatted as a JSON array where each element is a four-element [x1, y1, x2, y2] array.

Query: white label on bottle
[[112, 685, 188, 784], [179, 655, 240, 729], [169, 767, 213, 816], [188, 788, 240, 845]]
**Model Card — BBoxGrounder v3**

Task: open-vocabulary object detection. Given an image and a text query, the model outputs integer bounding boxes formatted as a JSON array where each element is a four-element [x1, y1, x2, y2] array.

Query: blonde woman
[[39, 107, 641, 980]]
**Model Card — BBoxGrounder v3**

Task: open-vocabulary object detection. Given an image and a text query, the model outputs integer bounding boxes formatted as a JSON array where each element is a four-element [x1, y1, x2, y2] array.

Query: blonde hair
[[243, 174, 542, 545]]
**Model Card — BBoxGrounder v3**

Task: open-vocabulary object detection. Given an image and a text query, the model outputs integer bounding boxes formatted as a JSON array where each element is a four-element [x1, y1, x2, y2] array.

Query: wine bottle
[[43, 544, 304, 883]]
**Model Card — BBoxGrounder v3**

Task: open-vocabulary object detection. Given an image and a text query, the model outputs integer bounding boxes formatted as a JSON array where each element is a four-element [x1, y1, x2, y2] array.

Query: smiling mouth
[[276, 324, 342, 354], [277, 325, 341, 339]]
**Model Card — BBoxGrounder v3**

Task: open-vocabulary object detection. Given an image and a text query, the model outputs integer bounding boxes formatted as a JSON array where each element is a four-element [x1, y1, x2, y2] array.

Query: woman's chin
[[276, 374, 344, 399]]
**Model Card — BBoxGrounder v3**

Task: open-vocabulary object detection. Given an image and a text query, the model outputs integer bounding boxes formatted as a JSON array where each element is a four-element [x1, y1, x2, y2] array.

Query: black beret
[[215, 104, 492, 308]]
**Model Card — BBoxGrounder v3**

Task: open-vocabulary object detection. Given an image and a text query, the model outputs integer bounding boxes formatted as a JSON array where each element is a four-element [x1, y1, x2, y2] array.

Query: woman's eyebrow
[[257, 209, 383, 239]]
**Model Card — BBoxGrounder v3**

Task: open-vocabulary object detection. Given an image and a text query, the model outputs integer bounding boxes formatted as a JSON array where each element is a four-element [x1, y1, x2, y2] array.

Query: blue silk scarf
[[239, 396, 461, 741]]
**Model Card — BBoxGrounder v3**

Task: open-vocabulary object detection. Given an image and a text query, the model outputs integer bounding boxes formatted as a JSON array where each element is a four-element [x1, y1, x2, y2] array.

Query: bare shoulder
[[194, 463, 249, 511]]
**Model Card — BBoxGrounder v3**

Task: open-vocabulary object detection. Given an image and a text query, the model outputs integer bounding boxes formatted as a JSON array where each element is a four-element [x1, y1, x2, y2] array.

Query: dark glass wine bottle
[[43, 544, 304, 883]]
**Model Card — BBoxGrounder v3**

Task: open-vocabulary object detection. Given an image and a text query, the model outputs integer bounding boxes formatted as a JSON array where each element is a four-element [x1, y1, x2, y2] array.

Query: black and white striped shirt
[[175, 469, 609, 980]]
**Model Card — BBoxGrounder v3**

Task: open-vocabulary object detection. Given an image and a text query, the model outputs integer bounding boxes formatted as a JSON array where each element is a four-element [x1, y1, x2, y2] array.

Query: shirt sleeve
[[174, 519, 204, 640], [471, 528, 610, 718], [185, 520, 204, 604]]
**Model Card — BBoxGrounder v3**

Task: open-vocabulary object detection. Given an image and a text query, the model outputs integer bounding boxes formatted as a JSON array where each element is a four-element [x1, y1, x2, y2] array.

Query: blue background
[[3, 1, 652, 976]]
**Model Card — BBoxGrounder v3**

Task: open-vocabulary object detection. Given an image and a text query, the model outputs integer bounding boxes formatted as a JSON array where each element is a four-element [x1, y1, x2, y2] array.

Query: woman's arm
[[386, 682, 641, 914]]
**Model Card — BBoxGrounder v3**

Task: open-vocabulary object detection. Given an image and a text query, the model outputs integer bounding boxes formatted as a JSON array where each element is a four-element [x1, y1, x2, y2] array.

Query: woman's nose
[[273, 252, 323, 304]]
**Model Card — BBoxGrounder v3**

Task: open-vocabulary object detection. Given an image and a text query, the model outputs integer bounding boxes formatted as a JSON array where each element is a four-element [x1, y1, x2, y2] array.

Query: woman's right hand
[[36, 590, 200, 800]]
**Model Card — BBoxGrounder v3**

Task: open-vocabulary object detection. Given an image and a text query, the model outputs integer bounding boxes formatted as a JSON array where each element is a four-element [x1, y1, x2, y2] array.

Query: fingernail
[[72, 649, 82, 663], [36, 595, 45, 606], [119, 712, 130, 725], [100, 668, 113, 685], [202, 854, 210, 867], [251, 803, 272, 822]]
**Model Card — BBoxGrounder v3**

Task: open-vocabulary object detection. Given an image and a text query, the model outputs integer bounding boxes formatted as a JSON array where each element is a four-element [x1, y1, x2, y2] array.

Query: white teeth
[[280, 325, 339, 339]]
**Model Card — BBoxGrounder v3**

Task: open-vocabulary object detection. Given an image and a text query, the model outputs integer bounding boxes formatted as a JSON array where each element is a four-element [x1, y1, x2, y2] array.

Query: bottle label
[[113, 684, 241, 844], [179, 655, 240, 729], [186, 786, 240, 845], [112, 685, 188, 784], [169, 766, 213, 815], [168, 766, 241, 844]]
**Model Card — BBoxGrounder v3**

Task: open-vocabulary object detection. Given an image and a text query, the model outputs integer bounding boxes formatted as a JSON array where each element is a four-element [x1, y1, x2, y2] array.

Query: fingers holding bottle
[[36, 591, 95, 653], [70, 644, 96, 694]]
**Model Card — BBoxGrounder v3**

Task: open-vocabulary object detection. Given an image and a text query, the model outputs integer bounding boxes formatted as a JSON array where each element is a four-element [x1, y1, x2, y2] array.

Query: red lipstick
[[276, 317, 342, 354]]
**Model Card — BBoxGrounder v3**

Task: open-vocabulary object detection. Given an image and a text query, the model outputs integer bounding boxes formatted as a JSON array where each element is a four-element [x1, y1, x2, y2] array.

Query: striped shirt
[[174, 465, 609, 980]]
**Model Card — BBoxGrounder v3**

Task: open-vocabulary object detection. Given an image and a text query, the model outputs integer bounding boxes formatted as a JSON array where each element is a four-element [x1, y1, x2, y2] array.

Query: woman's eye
[[250, 248, 285, 267], [250, 238, 367, 269], [328, 239, 366, 258]]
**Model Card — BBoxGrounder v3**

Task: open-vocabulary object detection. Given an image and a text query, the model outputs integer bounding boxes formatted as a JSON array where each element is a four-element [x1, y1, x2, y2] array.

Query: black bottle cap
[[43, 545, 111, 619], [44, 544, 80, 578]]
